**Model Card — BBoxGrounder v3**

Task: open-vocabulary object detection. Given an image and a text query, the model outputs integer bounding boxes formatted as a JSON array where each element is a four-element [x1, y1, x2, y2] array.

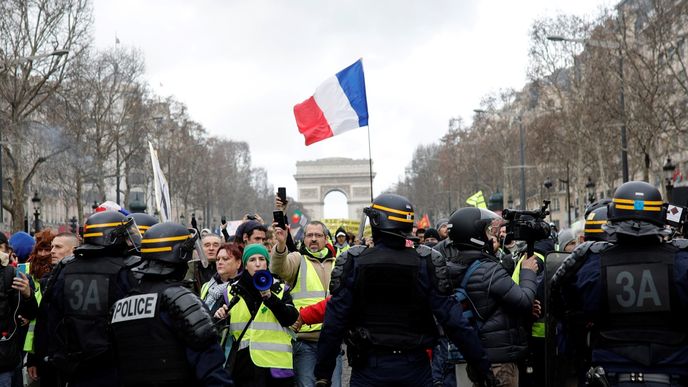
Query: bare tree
[[0, 0, 91, 231]]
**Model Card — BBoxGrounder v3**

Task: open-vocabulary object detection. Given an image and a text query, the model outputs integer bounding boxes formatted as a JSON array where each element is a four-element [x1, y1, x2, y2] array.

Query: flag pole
[[367, 125, 374, 202]]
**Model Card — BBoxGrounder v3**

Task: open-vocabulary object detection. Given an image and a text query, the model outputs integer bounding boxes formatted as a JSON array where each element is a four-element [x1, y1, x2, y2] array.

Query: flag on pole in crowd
[[466, 191, 487, 209], [148, 141, 171, 222], [417, 213, 431, 229], [293, 59, 369, 146]]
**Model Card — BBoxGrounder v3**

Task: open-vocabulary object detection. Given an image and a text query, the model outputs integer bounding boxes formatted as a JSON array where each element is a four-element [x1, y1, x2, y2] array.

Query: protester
[[215, 244, 298, 387], [201, 242, 242, 315]]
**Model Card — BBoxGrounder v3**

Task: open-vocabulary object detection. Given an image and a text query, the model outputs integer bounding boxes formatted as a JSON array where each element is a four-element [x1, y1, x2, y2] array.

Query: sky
[[92, 0, 610, 217]]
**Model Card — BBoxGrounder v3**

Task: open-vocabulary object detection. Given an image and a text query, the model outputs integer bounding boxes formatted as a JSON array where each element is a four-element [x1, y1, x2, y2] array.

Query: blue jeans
[[293, 339, 342, 387], [431, 337, 457, 387], [0, 371, 13, 387]]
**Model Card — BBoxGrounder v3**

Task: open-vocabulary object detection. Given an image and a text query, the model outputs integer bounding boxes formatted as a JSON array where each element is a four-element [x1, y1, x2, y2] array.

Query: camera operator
[[501, 203, 555, 387], [436, 207, 538, 387]]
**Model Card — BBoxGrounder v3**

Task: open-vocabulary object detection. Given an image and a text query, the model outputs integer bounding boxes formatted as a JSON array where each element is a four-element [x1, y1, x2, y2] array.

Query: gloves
[[315, 379, 331, 387]]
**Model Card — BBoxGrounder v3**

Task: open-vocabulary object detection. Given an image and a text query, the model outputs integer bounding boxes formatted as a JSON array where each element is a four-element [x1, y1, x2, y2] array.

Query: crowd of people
[[1, 180, 687, 386]]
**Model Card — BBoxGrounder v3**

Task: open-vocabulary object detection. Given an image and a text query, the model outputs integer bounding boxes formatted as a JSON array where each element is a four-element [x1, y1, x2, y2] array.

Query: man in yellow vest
[[271, 220, 342, 387]]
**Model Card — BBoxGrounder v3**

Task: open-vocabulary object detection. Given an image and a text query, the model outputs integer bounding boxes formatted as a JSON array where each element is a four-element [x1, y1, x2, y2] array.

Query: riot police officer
[[314, 194, 495, 387], [551, 181, 688, 386], [110, 222, 232, 386], [584, 198, 612, 242], [38, 210, 141, 386], [130, 212, 159, 235]]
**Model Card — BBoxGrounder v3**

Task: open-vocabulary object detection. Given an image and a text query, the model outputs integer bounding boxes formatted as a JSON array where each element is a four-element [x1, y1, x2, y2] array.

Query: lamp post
[[547, 35, 629, 182], [69, 215, 78, 234], [663, 157, 676, 203], [585, 177, 597, 204], [91, 200, 98, 213], [0, 49, 69, 228], [474, 109, 527, 209], [544, 177, 554, 222], [31, 191, 41, 234]]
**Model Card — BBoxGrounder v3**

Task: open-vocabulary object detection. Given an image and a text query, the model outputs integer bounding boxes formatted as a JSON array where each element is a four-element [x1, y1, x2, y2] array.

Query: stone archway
[[294, 158, 375, 220]]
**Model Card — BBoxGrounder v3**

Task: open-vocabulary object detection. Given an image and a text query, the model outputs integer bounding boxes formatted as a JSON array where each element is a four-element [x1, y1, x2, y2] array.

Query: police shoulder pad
[[346, 245, 367, 257], [589, 241, 613, 254]]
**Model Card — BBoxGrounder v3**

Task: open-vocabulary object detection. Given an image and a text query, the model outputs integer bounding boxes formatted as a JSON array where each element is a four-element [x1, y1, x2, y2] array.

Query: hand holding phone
[[273, 210, 286, 230], [277, 187, 287, 203], [221, 215, 227, 225]]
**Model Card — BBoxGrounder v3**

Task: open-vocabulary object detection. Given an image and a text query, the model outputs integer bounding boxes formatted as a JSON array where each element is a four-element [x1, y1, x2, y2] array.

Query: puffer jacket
[[436, 239, 537, 363]]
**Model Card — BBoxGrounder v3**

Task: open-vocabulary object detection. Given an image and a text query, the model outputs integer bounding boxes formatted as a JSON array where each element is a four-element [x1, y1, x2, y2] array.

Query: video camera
[[502, 200, 551, 257]]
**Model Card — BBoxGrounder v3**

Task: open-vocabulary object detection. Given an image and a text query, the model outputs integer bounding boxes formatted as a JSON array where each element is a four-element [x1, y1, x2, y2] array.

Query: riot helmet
[[447, 207, 504, 253], [82, 210, 142, 253], [130, 213, 159, 235], [140, 222, 197, 265], [584, 202, 610, 242], [605, 181, 668, 237], [363, 193, 415, 238]]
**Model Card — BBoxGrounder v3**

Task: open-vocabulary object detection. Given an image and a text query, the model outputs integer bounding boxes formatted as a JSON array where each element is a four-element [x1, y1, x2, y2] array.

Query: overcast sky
[[93, 0, 610, 216]]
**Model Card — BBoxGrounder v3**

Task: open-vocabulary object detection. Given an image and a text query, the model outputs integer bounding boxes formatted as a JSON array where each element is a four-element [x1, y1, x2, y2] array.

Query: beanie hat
[[242, 243, 270, 266], [9, 232, 36, 263], [424, 228, 440, 241], [557, 229, 576, 250]]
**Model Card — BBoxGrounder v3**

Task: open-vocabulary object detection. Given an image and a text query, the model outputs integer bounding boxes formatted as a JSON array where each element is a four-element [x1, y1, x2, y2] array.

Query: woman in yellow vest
[[215, 243, 299, 387]]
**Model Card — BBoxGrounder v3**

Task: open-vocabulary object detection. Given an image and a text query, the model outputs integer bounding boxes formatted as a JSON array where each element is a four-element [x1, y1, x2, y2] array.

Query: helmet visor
[[187, 228, 209, 268], [124, 217, 142, 252]]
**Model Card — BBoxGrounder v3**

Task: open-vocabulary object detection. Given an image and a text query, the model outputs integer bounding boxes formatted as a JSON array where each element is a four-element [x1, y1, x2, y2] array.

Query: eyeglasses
[[305, 233, 325, 239]]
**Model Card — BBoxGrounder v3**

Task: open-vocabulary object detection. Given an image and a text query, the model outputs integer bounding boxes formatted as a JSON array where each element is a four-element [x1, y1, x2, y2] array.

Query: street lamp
[[474, 108, 527, 210], [31, 191, 41, 233], [585, 177, 597, 204], [547, 35, 629, 183], [663, 157, 676, 203], [92, 200, 99, 213], [0, 48, 70, 228]]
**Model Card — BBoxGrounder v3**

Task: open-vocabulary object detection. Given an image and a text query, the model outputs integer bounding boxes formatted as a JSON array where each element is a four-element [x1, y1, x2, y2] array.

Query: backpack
[[447, 259, 483, 364]]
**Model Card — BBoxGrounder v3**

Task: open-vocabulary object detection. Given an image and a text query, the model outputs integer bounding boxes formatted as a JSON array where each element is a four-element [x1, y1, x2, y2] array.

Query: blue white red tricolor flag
[[293, 59, 369, 146]]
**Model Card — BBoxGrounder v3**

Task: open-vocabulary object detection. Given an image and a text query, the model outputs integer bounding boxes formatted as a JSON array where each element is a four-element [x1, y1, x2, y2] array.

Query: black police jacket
[[314, 239, 491, 380]]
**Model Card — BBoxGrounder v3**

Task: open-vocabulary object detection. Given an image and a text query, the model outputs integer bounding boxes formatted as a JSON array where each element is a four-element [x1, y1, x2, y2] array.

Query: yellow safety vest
[[336, 245, 350, 257], [23, 265, 42, 353], [229, 287, 293, 369], [512, 252, 545, 338], [200, 281, 211, 301], [291, 257, 330, 333]]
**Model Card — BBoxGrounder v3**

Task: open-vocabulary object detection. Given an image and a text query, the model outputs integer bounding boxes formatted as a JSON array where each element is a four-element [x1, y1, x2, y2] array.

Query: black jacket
[[436, 239, 537, 363]]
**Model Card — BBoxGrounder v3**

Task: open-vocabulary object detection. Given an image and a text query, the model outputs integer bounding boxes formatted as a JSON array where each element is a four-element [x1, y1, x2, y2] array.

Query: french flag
[[294, 59, 369, 146]]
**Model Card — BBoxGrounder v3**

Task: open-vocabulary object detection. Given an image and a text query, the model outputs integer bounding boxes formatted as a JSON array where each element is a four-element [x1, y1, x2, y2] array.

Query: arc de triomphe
[[294, 158, 375, 220]]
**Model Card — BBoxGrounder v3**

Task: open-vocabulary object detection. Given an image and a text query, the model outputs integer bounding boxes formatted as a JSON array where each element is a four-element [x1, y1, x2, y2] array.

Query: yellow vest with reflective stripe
[[200, 281, 211, 301], [230, 287, 293, 369], [291, 257, 330, 333], [23, 268, 42, 353], [511, 252, 545, 338], [336, 245, 350, 257]]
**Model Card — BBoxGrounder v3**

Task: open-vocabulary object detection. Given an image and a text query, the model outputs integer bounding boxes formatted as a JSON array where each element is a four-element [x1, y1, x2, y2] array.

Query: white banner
[[148, 141, 171, 222]]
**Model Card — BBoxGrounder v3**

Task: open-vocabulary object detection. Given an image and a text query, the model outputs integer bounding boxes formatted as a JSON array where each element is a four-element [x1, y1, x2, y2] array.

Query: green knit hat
[[242, 243, 270, 265]]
